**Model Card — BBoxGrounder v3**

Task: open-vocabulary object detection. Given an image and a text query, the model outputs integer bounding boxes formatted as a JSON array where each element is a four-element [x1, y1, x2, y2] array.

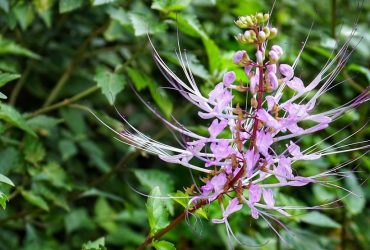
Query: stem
[[42, 21, 109, 107], [9, 62, 31, 105], [331, 0, 337, 39], [249, 44, 265, 149], [137, 200, 208, 250], [28, 86, 99, 118]]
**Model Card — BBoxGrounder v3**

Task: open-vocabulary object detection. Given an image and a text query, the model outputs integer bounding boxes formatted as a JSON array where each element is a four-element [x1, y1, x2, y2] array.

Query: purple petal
[[223, 71, 236, 87], [279, 64, 294, 80]]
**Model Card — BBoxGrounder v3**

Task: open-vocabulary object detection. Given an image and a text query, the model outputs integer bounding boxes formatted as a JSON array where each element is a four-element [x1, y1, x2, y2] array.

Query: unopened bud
[[269, 50, 279, 64], [258, 31, 266, 42], [256, 50, 264, 64], [256, 13, 264, 23], [263, 13, 270, 22], [263, 27, 271, 37], [246, 16, 253, 26], [268, 27, 278, 39]]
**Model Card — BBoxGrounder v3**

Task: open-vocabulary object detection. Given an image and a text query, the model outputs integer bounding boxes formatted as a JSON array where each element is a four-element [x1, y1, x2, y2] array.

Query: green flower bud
[[263, 13, 270, 22], [263, 27, 270, 37], [258, 31, 266, 42], [256, 13, 264, 23], [268, 27, 278, 39]]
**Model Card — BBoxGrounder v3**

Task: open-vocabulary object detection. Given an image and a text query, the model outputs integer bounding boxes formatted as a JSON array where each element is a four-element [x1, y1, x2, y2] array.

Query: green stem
[[9, 62, 31, 105], [42, 21, 109, 107], [29, 86, 99, 118]]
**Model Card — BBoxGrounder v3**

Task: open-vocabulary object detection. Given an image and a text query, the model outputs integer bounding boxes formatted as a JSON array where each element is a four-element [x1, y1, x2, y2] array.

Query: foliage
[[0, 0, 369, 249]]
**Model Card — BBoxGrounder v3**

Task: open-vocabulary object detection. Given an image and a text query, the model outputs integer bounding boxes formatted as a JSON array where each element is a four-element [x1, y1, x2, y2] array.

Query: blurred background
[[0, 0, 369, 249]]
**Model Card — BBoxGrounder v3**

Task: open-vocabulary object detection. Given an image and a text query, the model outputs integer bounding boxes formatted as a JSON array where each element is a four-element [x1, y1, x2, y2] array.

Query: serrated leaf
[[82, 237, 107, 250], [0, 73, 21, 88], [171, 191, 207, 219], [129, 13, 167, 36], [0, 173, 14, 186], [152, 240, 176, 250], [65, 208, 95, 233], [21, 190, 49, 211], [106, 6, 130, 26], [300, 211, 341, 228], [134, 169, 174, 215], [147, 186, 170, 235], [58, 139, 77, 161], [152, 0, 191, 12], [0, 191, 8, 209], [94, 67, 125, 105], [33, 162, 70, 190], [24, 135, 45, 164], [59, 0, 83, 13], [0, 36, 41, 59], [0, 103, 37, 137]]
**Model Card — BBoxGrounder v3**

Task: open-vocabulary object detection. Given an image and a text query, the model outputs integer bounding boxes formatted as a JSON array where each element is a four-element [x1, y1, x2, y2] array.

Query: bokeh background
[[0, 0, 369, 249]]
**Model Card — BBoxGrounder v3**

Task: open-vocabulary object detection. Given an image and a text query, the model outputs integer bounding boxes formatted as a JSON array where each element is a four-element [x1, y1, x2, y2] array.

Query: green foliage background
[[0, 0, 369, 249]]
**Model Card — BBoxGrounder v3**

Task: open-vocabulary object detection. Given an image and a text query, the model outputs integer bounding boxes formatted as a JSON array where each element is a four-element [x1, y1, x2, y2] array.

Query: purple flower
[[223, 71, 236, 87]]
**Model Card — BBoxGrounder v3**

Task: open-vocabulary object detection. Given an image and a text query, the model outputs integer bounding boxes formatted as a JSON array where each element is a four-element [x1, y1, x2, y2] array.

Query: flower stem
[[137, 199, 208, 250]]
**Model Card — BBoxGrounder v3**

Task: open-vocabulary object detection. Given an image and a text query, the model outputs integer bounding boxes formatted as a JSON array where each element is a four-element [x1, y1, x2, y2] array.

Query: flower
[[96, 10, 370, 246]]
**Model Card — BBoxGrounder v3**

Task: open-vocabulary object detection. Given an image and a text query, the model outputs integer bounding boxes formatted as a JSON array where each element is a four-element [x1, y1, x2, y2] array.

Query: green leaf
[[106, 6, 130, 26], [13, 3, 35, 30], [33, 162, 70, 190], [33, 0, 55, 13], [64, 209, 95, 233], [202, 37, 220, 74], [171, 191, 207, 219], [0, 0, 9, 12], [147, 186, 170, 235], [126, 67, 148, 91], [58, 139, 77, 161], [134, 169, 174, 214], [94, 67, 126, 105], [152, 0, 191, 12], [59, 0, 84, 13], [0, 191, 8, 209], [0, 92, 7, 99], [300, 211, 341, 228], [0, 103, 37, 137], [342, 172, 365, 215], [24, 135, 46, 164], [0, 36, 41, 59], [152, 240, 176, 250], [126, 67, 173, 118], [129, 13, 168, 36], [168, 13, 206, 38], [82, 237, 107, 250], [0, 73, 21, 88], [94, 197, 117, 232], [0, 173, 14, 186], [21, 190, 49, 211], [79, 140, 110, 172], [91, 0, 115, 6]]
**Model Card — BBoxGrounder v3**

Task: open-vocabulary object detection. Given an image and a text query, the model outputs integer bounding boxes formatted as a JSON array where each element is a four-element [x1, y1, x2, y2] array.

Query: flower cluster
[[109, 12, 369, 242]]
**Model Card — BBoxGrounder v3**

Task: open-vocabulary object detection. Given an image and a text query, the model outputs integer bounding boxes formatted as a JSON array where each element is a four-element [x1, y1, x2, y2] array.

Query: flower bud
[[268, 27, 278, 39], [271, 45, 283, 56], [269, 50, 279, 64], [256, 50, 264, 64], [258, 31, 266, 42], [262, 27, 270, 37], [263, 13, 270, 22], [246, 16, 253, 26], [233, 50, 249, 65], [256, 13, 264, 23]]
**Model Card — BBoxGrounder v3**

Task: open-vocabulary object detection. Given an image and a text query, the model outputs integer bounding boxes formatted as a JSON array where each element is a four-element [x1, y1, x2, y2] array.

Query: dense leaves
[[0, 0, 369, 249]]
